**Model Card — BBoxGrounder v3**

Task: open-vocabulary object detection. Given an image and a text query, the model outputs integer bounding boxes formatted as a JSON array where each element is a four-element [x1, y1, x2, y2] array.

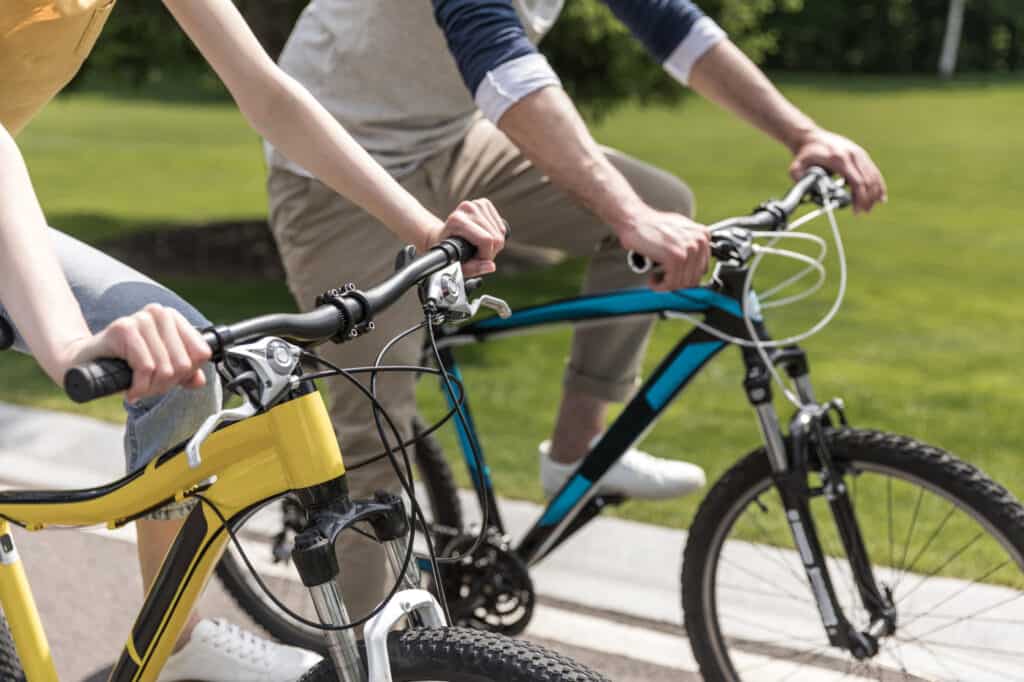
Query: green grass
[[6, 77, 1024, 584], [17, 94, 266, 242]]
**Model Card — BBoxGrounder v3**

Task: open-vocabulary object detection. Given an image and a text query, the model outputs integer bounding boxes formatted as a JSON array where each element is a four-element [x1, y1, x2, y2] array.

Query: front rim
[[700, 456, 1024, 681]]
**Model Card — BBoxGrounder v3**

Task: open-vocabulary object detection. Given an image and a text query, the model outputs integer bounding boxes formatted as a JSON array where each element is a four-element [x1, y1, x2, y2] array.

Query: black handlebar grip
[[64, 359, 133, 404], [442, 219, 511, 264], [0, 317, 13, 351], [444, 236, 479, 263]]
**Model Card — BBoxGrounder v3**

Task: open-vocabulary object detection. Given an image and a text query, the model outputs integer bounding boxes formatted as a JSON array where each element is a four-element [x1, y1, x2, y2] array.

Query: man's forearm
[[498, 86, 647, 233], [688, 40, 818, 153]]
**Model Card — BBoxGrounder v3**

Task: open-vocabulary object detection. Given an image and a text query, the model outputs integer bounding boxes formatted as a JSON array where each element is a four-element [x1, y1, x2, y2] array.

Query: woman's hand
[[424, 199, 509, 278], [60, 304, 212, 403]]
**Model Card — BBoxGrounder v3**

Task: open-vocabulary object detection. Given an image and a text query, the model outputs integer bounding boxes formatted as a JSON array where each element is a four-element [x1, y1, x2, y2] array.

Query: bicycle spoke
[[775, 641, 885, 682], [732, 641, 831, 679], [718, 582, 814, 604], [907, 639, 1023, 660], [894, 487, 925, 590], [910, 636, 1017, 681], [720, 555, 812, 604], [880, 639, 913, 681], [897, 504, 958, 586], [718, 609, 823, 646], [900, 610, 1023, 626], [897, 531, 983, 604], [887, 476, 894, 576], [900, 589, 1024, 644], [745, 499, 813, 591], [898, 559, 1011, 629], [906, 637, 964, 682]]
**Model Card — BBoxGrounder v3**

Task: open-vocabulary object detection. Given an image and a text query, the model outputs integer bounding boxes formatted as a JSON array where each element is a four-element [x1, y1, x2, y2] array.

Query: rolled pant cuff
[[563, 366, 639, 403]]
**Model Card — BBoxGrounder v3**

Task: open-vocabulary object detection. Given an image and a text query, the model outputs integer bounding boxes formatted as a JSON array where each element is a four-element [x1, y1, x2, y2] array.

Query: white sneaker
[[540, 440, 706, 500], [156, 618, 322, 682]]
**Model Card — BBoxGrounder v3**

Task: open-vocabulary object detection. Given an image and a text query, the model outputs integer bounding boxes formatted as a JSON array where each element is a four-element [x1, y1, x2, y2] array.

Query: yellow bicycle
[[0, 239, 606, 682]]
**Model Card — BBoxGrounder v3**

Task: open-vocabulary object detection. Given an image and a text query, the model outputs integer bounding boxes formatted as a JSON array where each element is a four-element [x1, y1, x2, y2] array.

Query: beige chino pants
[[267, 118, 694, 620]]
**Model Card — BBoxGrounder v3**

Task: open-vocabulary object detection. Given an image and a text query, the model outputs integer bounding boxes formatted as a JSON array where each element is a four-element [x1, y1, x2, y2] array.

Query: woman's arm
[[0, 124, 211, 400], [162, 0, 505, 272], [0, 125, 91, 382]]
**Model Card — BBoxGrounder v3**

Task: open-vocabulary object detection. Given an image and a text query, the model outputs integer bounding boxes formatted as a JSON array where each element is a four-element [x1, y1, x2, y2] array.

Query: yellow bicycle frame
[[0, 391, 345, 682]]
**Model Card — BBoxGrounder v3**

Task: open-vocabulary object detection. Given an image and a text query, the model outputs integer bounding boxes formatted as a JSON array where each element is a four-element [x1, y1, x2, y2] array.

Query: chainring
[[435, 532, 535, 636]]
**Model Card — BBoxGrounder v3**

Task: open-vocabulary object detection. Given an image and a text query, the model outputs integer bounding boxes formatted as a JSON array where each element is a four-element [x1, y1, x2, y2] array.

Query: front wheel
[[298, 627, 607, 681], [215, 416, 464, 653], [682, 427, 1024, 682], [0, 610, 25, 682]]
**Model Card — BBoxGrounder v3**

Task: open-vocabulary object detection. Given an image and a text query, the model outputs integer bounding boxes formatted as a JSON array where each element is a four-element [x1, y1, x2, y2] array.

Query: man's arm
[[500, 88, 709, 290], [601, 0, 885, 211], [687, 41, 887, 213], [433, 0, 709, 290]]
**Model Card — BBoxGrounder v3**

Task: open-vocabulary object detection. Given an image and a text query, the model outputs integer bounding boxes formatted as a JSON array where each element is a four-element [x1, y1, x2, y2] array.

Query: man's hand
[[790, 129, 887, 214], [424, 198, 508, 278], [617, 208, 710, 292]]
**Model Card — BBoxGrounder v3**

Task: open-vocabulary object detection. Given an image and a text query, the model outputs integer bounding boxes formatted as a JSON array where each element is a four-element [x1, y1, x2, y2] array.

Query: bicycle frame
[[431, 267, 895, 655], [434, 285, 740, 561], [0, 390, 345, 682]]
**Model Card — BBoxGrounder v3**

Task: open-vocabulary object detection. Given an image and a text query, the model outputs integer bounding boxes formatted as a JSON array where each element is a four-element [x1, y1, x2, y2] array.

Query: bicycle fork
[[290, 479, 444, 682], [745, 347, 896, 659]]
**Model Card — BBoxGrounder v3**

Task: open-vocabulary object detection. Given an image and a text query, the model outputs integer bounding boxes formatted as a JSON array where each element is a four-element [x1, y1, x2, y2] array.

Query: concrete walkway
[[1, 403, 1019, 681]]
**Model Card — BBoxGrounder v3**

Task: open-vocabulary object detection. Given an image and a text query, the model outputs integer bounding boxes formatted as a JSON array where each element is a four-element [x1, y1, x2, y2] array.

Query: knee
[[647, 172, 696, 219], [671, 180, 696, 220], [96, 281, 212, 332], [606, 149, 697, 219]]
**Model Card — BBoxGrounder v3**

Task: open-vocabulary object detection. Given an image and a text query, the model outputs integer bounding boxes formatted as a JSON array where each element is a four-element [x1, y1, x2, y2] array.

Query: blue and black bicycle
[[220, 169, 1024, 682]]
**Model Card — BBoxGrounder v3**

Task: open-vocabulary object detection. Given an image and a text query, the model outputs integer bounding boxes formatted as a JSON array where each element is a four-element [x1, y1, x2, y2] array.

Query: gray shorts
[[0, 229, 222, 519]]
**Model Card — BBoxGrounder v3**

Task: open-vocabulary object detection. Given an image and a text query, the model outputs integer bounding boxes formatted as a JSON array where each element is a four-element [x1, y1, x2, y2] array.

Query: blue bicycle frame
[[431, 282, 758, 564]]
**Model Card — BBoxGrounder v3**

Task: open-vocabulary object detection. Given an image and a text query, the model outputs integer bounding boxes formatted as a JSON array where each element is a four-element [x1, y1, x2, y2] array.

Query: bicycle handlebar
[[627, 167, 851, 275], [63, 237, 478, 404]]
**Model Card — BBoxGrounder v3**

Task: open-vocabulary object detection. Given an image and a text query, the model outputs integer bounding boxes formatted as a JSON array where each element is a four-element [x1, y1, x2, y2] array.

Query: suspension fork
[[290, 479, 425, 682], [742, 345, 893, 658]]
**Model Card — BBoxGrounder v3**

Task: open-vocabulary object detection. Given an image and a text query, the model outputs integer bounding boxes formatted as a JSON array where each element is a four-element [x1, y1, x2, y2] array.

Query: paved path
[[1, 403, 1019, 681]]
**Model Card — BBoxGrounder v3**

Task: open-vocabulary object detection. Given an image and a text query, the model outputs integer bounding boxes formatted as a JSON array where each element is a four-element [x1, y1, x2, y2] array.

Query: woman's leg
[[1, 229, 221, 636], [1, 230, 321, 677]]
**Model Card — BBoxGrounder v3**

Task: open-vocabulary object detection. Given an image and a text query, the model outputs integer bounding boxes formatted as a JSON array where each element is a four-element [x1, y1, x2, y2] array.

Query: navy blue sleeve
[[432, 0, 539, 94], [600, 0, 708, 62]]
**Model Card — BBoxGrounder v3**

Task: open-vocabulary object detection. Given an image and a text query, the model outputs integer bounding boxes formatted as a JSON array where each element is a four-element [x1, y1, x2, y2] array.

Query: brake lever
[[423, 262, 512, 321], [185, 400, 258, 469], [468, 295, 512, 319], [185, 337, 302, 469]]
